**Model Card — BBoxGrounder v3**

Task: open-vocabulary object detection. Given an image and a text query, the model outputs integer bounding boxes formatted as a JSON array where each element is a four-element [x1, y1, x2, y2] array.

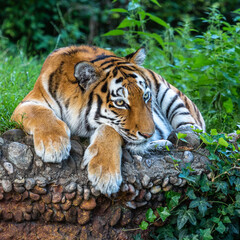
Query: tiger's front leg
[[81, 125, 123, 195], [12, 103, 71, 163]]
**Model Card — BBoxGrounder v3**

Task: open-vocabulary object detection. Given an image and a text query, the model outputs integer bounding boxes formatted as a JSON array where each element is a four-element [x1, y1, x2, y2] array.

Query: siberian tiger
[[12, 45, 205, 195]]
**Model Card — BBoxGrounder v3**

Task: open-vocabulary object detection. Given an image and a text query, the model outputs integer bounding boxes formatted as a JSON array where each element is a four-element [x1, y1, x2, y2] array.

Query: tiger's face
[[104, 71, 155, 146], [74, 48, 155, 149]]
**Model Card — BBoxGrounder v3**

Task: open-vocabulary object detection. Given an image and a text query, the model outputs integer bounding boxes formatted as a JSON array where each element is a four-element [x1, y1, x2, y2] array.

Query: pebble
[[145, 158, 152, 168], [64, 182, 77, 193], [35, 160, 43, 168], [13, 186, 25, 193], [157, 193, 164, 202], [41, 193, 52, 204], [133, 155, 142, 162], [136, 201, 148, 207], [80, 198, 97, 210], [150, 185, 162, 194], [122, 150, 133, 163], [73, 195, 83, 206], [7, 142, 33, 169], [163, 184, 173, 191], [33, 185, 47, 195], [77, 184, 83, 195], [2, 179, 12, 192], [61, 200, 72, 211], [0, 137, 4, 145], [127, 175, 136, 184], [29, 192, 40, 201], [35, 177, 47, 187], [84, 188, 90, 200], [125, 201, 136, 209], [121, 184, 129, 192], [128, 184, 135, 194], [25, 178, 36, 190], [141, 174, 150, 188], [145, 192, 152, 201], [109, 207, 122, 226], [77, 209, 91, 225], [3, 162, 14, 174], [65, 191, 76, 200], [14, 178, 25, 186], [169, 177, 178, 185], [162, 177, 169, 188], [70, 140, 84, 156], [91, 187, 101, 197], [183, 151, 194, 163], [52, 192, 62, 203], [153, 179, 162, 185], [164, 156, 174, 164], [179, 179, 187, 187]]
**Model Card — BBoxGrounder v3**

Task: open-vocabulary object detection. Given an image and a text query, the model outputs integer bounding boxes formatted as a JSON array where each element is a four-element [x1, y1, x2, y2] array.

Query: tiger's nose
[[138, 132, 154, 139]]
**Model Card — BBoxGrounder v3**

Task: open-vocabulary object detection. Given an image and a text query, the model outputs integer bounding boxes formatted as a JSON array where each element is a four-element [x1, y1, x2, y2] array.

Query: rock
[[54, 210, 65, 222], [91, 187, 101, 197], [153, 179, 162, 185], [127, 175, 136, 184], [32, 186, 47, 195], [13, 185, 25, 193], [25, 178, 36, 190], [141, 174, 150, 188], [125, 201, 136, 209], [80, 198, 96, 210], [61, 200, 72, 211], [36, 202, 45, 214], [77, 209, 91, 225], [83, 188, 90, 200], [35, 177, 47, 187], [162, 177, 169, 188], [64, 182, 77, 193], [23, 212, 32, 221], [2, 179, 12, 192], [2, 129, 25, 142], [122, 149, 133, 163], [52, 192, 62, 203], [3, 162, 14, 174], [0, 137, 4, 145], [121, 184, 129, 192], [145, 192, 152, 201], [109, 207, 122, 226], [12, 192, 22, 201], [136, 201, 148, 207], [29, 192, 40, 201], [183, 151, 194, 163], [150, 185, 161, 194], [163, 184, 173, 191], [70, 140, 84, 156], [41, 193, 52, 204], [65, 207, 77, 223], [43, 209, 53, 222], [65, 191, 76, 200], [77, 185, 83, 195], [7, 142, 33, 169], [73, 195, 83, 206], [35, 160, 43, 168], [14, 178, 25, 186], [120, 209, 132, 226]]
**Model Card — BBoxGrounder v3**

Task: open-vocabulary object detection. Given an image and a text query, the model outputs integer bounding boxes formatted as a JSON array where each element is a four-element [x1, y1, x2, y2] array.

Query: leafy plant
[[137, 128, 240, 239]]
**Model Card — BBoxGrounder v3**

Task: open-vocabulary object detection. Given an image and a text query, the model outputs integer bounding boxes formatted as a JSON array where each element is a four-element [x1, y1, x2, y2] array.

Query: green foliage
[[138, 128, 240, 239], [0, 49, 42, 133]]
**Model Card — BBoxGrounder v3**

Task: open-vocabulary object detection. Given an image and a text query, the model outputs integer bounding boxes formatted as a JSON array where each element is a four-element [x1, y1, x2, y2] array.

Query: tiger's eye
[[115, 100, 124, 106], [143, 92, 150, 102]]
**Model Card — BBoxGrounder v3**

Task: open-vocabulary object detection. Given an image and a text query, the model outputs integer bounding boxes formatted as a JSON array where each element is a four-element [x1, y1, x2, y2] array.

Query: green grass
[[0, 48, 43, 133]]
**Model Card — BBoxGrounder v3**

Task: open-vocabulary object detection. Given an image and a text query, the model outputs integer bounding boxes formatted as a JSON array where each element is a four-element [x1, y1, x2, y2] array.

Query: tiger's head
[[74, 48, 155, 151]]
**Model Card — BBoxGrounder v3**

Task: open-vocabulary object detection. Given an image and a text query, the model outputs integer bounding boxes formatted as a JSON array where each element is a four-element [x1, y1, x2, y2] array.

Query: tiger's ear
[[125, 48, 146, 66], [74, 62, 99, 89]]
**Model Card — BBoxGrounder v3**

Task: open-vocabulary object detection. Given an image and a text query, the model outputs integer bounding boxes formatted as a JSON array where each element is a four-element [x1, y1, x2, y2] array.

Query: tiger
[[11, 45, 205, 195]]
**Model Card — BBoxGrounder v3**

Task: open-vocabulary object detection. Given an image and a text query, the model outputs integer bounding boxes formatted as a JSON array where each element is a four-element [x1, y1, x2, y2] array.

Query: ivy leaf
[[199, 228, 213, 240], [218, 137, 229, 147], [133, 233, 143, 240], [215, 181, 229, 195], [177, 211, 189, 230], [223, 216, 231, 224], [139, 221, 148, 230], [186, 209, 197, 226], [189, 197, 212, 216], [200, 175, 211, 192], [146, 208, 157, 223], [223, 98, 233, 113], [186, 188, 197, 200], [168, 195, 181, 209], [157, 206, 171, 222], [235, 177, 240, 191], [216, 221, 226, 234]]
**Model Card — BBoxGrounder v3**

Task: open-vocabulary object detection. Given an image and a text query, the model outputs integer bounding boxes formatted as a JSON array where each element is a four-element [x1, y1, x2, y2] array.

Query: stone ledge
[[0, 129, 209, 239]]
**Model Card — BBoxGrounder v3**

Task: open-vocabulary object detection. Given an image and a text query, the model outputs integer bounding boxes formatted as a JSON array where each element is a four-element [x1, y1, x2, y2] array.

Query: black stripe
[[116, 77, 123, 83], [95, 94, 103, 120], [155, 125, 164, 139], [91, 54, 116, 63], [39, 89, 52, 110], [118, 65, 135, 71], [176, 122, 194, 129], [113, 67, 118, 77], [103, 63, 114, 70], [65, 98, 70, 109], [148, 70, 160, 94], [100, 59, 119, 67], [169, 103, 185, 123], [85, 92, 94, 131], [166, 94, 178, 118], [101, 82, 108, 93], [159, 88, 170, 106]]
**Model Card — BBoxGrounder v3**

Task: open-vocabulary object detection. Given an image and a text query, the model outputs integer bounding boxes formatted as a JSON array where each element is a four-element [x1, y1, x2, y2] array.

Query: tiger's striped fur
[[12, 45, 205, 195]]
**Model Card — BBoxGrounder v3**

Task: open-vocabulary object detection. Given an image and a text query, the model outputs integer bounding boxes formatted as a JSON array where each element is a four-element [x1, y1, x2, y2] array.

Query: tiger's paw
[[149, 139, 173, 151], [82, 144, 122, 196], [33, 123, 71, 163]]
